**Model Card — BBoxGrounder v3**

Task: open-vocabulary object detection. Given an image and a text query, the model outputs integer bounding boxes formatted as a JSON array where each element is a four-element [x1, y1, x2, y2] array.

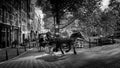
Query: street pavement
[[0, 47, 26, 62], [0, 42, 39, 62], [0, 44, 120, 68]]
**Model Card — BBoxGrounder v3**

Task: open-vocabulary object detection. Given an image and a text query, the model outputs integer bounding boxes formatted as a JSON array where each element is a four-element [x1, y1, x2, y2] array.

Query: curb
[[0, 47, 11, 51], [0, 49, 31, 64]]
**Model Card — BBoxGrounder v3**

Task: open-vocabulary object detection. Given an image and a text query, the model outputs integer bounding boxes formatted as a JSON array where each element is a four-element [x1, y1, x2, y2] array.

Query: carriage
[[38, 32, 84, 55]]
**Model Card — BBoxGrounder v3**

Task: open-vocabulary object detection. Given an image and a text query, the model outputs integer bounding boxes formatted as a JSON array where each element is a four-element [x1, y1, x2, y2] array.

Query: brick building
[[0, 0, 31, 48]]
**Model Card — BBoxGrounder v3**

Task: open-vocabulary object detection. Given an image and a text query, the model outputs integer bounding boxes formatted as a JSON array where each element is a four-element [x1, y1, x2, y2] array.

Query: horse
[[40, 32, 84, 55], [54, 37, 76, 54], [38, 33, 54, 52], [45, 34, 78, 55]]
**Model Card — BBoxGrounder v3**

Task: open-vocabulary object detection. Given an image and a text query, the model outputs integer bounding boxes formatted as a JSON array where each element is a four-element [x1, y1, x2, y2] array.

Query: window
[[3, 11, 5, 22], [10, 0, 14, 5], [6, 12, 10, 23], [0, 8, 2, 16], [6, 12, 9, 19], [3, 11, 7, 23], [11, 14, 14, 21], [11, 15, 15, 25], [9, 14, 13, 25], [0, 8, 2, 22]]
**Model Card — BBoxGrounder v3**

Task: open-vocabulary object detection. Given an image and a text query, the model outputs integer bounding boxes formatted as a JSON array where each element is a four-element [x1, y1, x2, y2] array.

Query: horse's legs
[[38, 43, 41, 51], [65, 43, 71, 52], [59, 44, 64, 54], [73, 44, 77, 54], [15, 44, 17, 48], [81, 41, 84, 48]]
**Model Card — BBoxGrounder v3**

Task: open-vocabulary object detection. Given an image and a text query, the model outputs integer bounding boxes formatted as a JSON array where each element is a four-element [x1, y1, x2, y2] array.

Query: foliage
[[35, 0, 120, 37], [75, 0, 120, 37]]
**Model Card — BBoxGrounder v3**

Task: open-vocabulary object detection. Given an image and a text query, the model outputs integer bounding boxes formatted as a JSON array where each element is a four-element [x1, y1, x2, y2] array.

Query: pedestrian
[[38, 35, 44, 51]]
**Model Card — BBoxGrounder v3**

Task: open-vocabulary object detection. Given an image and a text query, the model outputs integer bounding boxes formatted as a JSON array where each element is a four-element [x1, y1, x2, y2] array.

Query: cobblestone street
[[0, 44, 120, 68], [1, 0, 120, 68]]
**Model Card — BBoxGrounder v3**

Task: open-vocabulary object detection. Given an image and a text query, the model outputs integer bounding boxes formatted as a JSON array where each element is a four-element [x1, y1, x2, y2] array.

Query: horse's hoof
[[65, 51, 69, 52], [61, 54, 65, 56], [74, 52, 77, 55], [65, 50, 70, 53]]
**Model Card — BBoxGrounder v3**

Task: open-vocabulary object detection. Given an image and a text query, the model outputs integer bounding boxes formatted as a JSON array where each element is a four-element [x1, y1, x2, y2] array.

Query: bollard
[[25, 46, 27, 51], [29, 42, 30, 49], [97, 39, 99, 46], [17, 48, 19, 55], [49, 46, 52, 54], [24, 45, 27, 51], [5, 50, 8, 60], [34, 42, 35, 47], [89, 38, 91, 48], [32, 42, 34, 47], [33, 42, 35, 47]]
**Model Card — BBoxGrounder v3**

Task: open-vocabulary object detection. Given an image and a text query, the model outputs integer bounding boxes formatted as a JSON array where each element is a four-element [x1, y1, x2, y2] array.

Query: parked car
[[98, 36, 115, 46]]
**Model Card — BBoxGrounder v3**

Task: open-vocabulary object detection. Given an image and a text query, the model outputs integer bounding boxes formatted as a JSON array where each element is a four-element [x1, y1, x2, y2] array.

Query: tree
[[35, 0, 120, 37], [35, 0, 84, 32], [74, 0, 120, 37]]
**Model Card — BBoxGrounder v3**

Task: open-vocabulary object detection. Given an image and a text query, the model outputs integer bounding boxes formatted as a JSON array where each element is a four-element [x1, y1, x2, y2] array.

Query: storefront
[[0, 23, 11, 48], [0, 23, 21, 48], [11, 26, 21, 45]]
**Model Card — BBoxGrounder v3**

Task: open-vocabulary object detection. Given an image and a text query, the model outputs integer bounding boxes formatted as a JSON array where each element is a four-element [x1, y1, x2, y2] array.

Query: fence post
[[17, 48, 19, 55], [32, 42, 34, 47], [5, 50, 8, 60], [97, 39, 99, 46], [25, 46, 26, 51], [89, 38, 91, 48], [24, 43, 27, 51], [29, 42, 30, 49]]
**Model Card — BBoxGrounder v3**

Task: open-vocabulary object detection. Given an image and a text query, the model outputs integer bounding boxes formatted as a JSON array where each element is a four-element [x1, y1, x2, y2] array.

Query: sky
[[100, 0, 120, 12], [100, 0, 111, 11], [34, 7, 49, 33], [116, 0, 120, 2], [31, 0, 37, 4]]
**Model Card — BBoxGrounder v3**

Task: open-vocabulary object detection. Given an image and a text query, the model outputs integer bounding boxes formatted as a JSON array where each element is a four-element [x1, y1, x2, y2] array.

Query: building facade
[[0, 0, 31, 48]]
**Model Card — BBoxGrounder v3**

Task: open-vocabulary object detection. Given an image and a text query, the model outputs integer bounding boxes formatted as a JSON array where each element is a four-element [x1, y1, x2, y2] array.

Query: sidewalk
[[0, 46, 31, 62], [114, 39, 120, 43], [1, 43, 120, 62], [0, 41, 39, 62], [1, 43, 120, 68]]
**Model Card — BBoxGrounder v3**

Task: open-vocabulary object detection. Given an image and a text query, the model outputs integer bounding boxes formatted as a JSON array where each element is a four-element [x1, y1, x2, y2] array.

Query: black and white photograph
[[0, 0, 120, 68]]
